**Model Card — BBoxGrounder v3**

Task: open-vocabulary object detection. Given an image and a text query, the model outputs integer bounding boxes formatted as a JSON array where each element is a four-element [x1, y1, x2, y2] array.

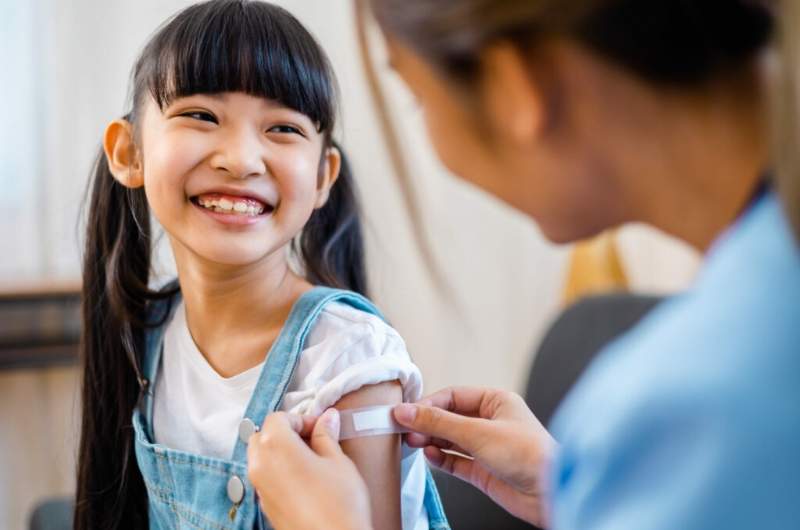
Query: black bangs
[[134, 0, 336, 132]]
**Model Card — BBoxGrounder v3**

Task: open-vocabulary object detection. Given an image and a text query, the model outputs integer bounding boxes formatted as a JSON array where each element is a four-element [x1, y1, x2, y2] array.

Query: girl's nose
[[210, 130, 268, 179]]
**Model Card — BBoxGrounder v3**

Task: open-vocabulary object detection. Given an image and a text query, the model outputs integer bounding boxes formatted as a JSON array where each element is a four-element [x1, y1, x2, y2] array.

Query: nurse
[[247, 1, 800, 528]]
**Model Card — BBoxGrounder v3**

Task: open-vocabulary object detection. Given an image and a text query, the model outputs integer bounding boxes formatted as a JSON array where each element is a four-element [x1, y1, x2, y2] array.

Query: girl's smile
[[191, 190, 276, 227]]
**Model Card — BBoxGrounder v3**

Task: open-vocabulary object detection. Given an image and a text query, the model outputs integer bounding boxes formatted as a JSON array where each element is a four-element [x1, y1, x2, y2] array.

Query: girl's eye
[[268, 124, 303, 136], [180, 111, 217, 124]]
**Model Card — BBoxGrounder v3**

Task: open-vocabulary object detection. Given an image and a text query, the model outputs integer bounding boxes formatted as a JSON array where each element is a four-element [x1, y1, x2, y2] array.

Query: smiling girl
[[74, 2, 448, 529]]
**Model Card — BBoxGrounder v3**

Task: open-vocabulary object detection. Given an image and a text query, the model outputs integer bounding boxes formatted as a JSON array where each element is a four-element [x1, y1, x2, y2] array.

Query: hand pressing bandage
[[338, 405, 411, 440]]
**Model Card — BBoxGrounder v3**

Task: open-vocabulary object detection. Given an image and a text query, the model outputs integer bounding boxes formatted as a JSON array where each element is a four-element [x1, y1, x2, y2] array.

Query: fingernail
[[394, 403, 417, 425], [323, 408, 340, 435]]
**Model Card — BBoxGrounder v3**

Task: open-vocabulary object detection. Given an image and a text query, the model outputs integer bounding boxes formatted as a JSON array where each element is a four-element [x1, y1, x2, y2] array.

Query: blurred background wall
[[0, 0, 699, 528]]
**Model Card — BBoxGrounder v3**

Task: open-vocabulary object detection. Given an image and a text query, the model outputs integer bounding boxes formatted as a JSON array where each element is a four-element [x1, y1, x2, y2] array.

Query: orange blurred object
[[563, 231, 629, 306]]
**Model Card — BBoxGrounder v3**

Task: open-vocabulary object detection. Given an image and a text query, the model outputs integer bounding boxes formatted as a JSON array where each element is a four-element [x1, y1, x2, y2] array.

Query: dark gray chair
[[28, 498, 73, 530], [433, 293, 663, 529]]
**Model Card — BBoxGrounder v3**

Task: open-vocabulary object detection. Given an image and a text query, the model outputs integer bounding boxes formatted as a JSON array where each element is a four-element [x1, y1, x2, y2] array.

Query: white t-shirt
[[153, 300, 429, 530]]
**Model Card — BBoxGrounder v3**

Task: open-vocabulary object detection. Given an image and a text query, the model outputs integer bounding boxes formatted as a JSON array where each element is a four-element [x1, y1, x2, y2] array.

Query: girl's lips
[[191, 201, 272, 226], [190, 194, 274, 227], [194, 192, 272, 210]]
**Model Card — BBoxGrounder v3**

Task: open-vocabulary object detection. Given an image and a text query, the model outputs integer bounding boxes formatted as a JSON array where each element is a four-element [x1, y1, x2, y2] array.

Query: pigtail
[[74, 145, 167, 530], [296, 141, 368, 296]]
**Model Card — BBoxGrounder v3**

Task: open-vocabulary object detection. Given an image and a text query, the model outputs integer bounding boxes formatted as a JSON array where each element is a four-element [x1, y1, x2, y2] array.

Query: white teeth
[[197, 197, 266, 216]]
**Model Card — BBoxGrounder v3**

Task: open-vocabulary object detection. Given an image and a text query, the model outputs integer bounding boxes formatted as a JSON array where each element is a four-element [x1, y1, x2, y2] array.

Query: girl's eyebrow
[[180, 93, 227, 101], [260, 99, 299, 112], [260, 102, 315, 123], [164, 93, 224, 107], [171, 93, 316, 126], [181, 93, 296, 112]]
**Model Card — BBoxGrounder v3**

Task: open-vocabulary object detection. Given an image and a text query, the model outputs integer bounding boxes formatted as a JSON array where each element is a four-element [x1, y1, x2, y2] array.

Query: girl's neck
[[172, 244, 312, 378]]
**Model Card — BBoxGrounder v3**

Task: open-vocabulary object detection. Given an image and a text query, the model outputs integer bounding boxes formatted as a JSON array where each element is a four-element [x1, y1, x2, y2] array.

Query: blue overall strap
[[230, 286, 384, 463], [140, 283, 182, 441]]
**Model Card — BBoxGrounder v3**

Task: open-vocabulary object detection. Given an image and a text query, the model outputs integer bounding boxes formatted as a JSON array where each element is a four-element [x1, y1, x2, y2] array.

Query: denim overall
[[132, 286, 451, 530]]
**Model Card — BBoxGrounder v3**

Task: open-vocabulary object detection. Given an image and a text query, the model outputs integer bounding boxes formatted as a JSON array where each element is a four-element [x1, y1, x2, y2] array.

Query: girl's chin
[[184, 241, 285, 269]]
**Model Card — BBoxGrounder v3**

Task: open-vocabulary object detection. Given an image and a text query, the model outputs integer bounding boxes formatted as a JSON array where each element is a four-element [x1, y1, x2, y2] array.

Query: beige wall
[[0, 1, 699, 528]]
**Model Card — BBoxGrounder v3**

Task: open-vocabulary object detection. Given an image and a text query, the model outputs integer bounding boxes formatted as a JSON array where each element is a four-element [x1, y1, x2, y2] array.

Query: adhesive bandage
[[338, 405, 411, 440]]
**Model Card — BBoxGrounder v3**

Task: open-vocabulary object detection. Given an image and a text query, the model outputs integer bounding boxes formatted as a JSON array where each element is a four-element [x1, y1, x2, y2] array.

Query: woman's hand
[[247, 409, 373, 530], [393, 387, 557, 528]]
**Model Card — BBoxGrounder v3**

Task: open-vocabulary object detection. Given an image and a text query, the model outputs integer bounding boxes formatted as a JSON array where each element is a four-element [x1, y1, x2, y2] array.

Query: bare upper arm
[[334, 380, 403, 530]]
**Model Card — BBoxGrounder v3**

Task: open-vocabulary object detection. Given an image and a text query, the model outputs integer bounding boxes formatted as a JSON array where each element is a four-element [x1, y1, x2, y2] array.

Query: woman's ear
[[103, 119, 144, 188], [314, 145, 342, 209], [479, 42, 547, 148]]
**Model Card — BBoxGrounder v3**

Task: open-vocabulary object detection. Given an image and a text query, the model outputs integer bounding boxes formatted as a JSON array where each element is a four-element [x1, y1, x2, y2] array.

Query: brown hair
[[360, 0, 800, 245], [368, 0, 773, 84], [774, 0, 800, 241]]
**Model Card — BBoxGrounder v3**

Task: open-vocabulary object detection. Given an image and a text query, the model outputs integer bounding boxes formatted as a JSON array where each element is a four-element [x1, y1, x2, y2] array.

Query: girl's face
[[130, 92, 338, 268]]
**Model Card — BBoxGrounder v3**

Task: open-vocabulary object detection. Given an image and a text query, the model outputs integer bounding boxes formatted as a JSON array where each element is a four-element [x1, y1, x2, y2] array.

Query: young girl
[[74, 1, 449, 529]]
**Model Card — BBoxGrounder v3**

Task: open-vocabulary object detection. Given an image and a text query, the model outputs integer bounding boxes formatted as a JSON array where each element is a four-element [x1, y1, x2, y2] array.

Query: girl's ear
[[104, 119, 144, 188], [314, 145, 342, 209]]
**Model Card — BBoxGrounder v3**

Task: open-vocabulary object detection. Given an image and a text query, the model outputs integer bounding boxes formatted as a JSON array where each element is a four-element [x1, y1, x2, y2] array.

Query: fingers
[[424, 446, 487, 491], [248, 412, 311, 489], [294, 414, 319, 439], [282, 412, 306, 436], [394, 402, 483, 453], [309, 408, 344, 458], [420, 387, 532, 423], [425, 446, 549, 527], [424, 446, 502, 501], [248, 410, 345, 489], [255, 410, 327, 440], [255, 411, 312, 438], [419, 386, 493, 417], [405, 431, 471, 456]]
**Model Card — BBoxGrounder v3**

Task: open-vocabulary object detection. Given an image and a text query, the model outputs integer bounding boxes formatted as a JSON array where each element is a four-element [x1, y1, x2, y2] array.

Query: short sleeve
[[280, 302, 423, 416]]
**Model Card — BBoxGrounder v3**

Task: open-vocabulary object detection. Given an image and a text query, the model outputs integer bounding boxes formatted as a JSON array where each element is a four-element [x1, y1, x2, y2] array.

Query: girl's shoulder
[[294, 286, 403, 349], [283, 295, 422, 416], [318, 298, 397, 332], [306, 298, 406, 355]]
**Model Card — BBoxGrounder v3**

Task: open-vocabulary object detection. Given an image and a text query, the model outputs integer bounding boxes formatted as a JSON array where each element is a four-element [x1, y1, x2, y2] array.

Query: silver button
[[227, 475, 245, 504], [238, 418, 259, 444]]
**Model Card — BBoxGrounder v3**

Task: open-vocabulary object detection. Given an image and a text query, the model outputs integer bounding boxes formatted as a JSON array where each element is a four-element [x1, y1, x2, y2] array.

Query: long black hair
[[75, 2, 366, 529]]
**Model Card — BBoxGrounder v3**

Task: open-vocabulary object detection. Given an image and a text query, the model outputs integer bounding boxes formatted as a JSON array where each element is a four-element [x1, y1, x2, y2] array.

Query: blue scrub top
[[550, 192, 800, 529]]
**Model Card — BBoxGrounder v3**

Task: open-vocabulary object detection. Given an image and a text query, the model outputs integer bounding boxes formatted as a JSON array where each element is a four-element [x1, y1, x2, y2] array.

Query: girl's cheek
[[144, 144, 202, 193], [272, 153, 322, 202]]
